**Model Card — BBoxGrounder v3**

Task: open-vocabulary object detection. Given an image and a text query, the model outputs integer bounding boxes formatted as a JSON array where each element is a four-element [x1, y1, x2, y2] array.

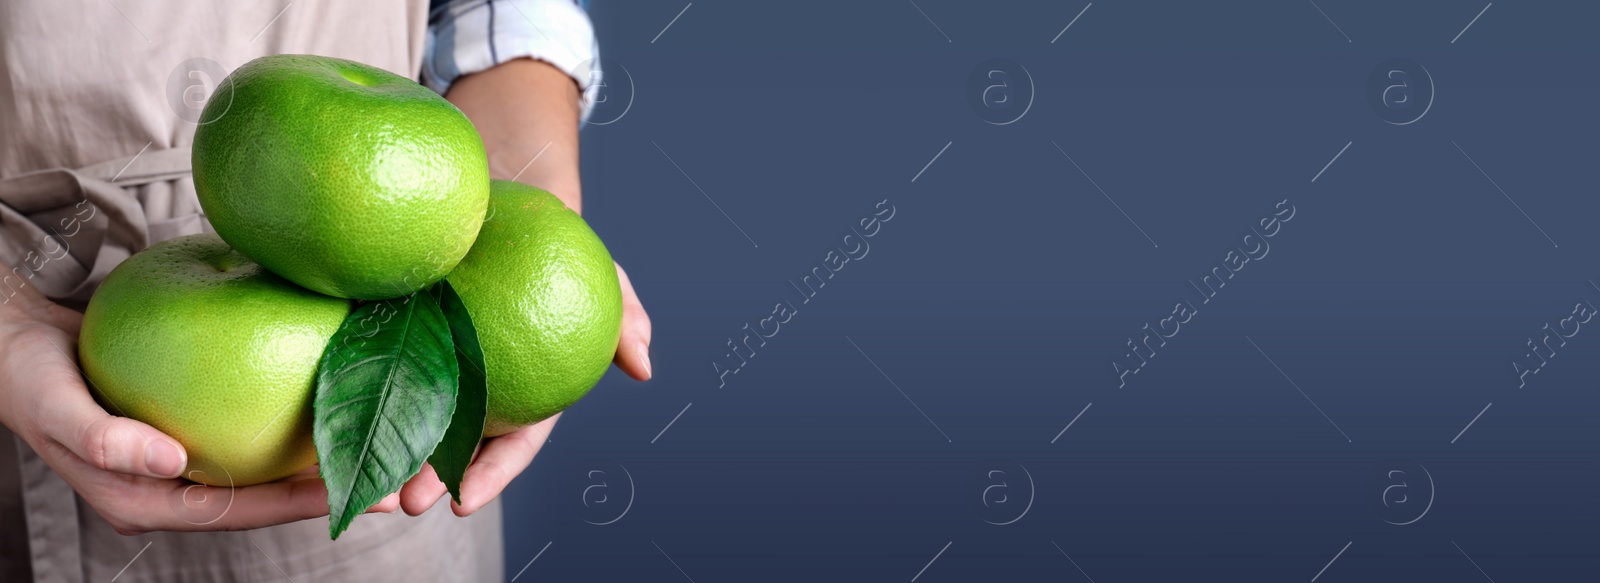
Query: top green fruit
[[447, 181, 622, 436], [192, 54, 490, 300]]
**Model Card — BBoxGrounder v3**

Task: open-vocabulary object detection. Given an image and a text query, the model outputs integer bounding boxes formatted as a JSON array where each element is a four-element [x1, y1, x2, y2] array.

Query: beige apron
[[1, 1, 504, 580]]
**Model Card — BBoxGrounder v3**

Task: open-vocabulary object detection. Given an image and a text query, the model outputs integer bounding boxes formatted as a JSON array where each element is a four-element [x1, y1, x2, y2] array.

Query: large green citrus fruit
[[447, 181, 622, 436], [192, 54, 490, 300], [78, 234, 351, 486]]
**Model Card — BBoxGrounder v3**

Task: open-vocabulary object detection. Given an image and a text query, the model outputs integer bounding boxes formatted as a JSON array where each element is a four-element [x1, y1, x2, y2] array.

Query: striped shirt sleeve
[[422, 0, 602, 121]]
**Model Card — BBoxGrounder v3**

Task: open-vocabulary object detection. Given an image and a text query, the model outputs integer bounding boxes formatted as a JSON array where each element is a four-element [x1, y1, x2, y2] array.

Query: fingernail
[[638, 343, 652, 379], [144, 439, 184, 478]]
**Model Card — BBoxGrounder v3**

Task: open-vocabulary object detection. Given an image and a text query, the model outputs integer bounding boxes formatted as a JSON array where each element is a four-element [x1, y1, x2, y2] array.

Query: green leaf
[[427, 280, 487, 504], [314, 291, 458, 539]]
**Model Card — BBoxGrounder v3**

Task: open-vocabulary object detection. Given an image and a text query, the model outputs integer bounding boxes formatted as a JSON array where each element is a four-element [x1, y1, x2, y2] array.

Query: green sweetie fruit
[[78, 234, 351, 486], [446, 181, 622, 436], [193, 54, 489, 300]]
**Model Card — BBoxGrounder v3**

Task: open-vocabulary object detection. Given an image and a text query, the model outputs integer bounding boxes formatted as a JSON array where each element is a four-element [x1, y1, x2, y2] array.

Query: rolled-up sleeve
[[422, 0, 601, 120]]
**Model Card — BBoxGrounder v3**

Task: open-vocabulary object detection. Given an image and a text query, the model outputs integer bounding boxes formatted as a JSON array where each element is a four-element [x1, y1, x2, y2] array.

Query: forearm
[[445, 58, 584, 214]]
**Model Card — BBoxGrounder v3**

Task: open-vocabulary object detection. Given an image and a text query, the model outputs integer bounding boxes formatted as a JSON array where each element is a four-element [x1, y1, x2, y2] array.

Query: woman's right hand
[[0, 269, 396, 535]]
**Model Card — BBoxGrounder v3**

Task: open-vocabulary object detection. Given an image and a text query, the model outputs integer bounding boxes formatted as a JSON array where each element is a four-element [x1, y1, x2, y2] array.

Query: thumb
[[35, 372, 188, 479], [72, 415, 189, 480], [613, 263, 653, 382]]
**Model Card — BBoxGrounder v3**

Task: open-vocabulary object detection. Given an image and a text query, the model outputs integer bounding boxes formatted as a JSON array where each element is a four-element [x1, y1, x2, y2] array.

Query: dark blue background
[[501, 1, 1600, 581]]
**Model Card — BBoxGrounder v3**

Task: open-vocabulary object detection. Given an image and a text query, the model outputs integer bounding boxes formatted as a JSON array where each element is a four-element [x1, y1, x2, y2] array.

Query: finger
[[185, 477, 332, 531], [368, 492, 401, 514], [452, 414, 557, 516], [31, 361, 187, 479], [612, 263, 653, 381], [38, 433, 330, 535], [159, 478, 393, 532], [130, 475, 391, 534], [131, 474, 333, 533], [400, 463, 449, 516]]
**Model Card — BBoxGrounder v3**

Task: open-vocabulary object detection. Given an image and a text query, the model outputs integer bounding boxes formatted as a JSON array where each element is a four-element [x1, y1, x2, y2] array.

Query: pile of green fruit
[[76, 55, 621, 538]]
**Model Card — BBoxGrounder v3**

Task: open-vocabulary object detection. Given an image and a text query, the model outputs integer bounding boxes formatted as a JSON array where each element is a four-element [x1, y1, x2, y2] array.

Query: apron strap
[[0, 146, 193, 304], [2, 146, 193, 583]]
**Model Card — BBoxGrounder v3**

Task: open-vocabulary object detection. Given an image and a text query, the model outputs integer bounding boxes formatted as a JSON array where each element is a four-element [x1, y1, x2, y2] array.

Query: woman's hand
[[0, 272, 398, 535]]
